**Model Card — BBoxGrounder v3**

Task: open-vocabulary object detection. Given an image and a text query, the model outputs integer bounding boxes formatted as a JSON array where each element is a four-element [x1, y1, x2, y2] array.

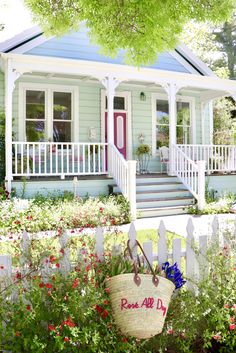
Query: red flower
[[72, 278, 79, 289], [103, 300, 108, 305], [39, 282, 44, 288], [213, 334, 221, 341], [86, 265, 91, 272], [56, 263, 60, 268], [229, 324, 236, 331], [46, 283, 53, 289], [122, 337, 128, 343], [15, 331, 21, 337], [60, 248, 65, 255], [64, 336, 70, 342], [99, 207, 103, 213], [49, 255, 56, 264], [48, 324, 56, 331], [105, 288, 110, 294], [0, 265, 4, 269], [16, 271, 22, 280], [101, 310, 109, 319], [62, 319, 75, 327], [167, 329, 174, 335], [26, 304, 31, 311], [95, 305, 103, 314]]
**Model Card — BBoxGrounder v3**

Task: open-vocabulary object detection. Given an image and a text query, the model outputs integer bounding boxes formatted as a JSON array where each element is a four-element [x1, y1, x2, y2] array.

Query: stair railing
[[172, 144, 206, 210], [108, 144, 137, 219]]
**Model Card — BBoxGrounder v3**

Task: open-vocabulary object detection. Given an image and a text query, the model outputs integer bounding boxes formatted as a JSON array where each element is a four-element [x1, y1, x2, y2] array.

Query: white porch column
[[5, 59, 21, 193], [101, 76, 119, 173], [163, 83, 180, 175]]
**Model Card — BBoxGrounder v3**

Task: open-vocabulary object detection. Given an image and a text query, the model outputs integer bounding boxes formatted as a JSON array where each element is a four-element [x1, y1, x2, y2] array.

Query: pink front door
[[105, 112, 127, 159]]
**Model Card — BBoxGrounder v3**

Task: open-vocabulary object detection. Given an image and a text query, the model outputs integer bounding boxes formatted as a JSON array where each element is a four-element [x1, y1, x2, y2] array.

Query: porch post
[[163, 83, 180, 175], [101, 76, 119, 173], [4, 59, 21, 193]]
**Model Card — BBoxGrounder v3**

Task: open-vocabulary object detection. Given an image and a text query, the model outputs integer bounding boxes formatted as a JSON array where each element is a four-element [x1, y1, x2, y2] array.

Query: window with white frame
[[20, 84, 78, 142], [154, 97, 192, 149]]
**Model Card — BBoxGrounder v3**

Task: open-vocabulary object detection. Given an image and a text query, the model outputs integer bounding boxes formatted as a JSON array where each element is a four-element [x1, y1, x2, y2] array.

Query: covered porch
[[2, 52, 236, 218]]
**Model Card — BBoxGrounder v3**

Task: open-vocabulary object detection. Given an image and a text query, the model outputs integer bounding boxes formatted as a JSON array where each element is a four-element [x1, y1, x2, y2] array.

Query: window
[[21, 84, 78, 143], [105, 96, 126, 110], [26, 90, 45, 142], [155, 98, 192, 149], [53, 92, 72, 142]]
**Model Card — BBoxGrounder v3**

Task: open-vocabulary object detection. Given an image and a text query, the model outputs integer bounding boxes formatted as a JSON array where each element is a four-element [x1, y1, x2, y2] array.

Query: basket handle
[[126, 239, 159, 287]]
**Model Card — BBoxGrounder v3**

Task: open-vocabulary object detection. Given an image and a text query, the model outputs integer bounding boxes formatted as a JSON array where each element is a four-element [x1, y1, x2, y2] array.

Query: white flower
[[81, 289, 86, 296]]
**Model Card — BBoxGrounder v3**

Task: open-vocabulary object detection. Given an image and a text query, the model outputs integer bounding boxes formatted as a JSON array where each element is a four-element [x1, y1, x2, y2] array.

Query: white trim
[[18, 82, 79, 142], [10, 35, 53, 54], [0, 26, 42, 52], [151, 92, 196, 155], [101, 89, 132, 159], [2, 53, 236, 93], [176, 43, 216, 77], [169, 50, 199, 75]]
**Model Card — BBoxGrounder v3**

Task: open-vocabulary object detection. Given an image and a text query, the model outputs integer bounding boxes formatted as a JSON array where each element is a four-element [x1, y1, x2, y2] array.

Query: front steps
[[109, 174, 196, 218]]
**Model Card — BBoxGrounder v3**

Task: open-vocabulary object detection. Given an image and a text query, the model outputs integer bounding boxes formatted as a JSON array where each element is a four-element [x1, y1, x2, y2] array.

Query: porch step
[[109, 174, 196, 218]]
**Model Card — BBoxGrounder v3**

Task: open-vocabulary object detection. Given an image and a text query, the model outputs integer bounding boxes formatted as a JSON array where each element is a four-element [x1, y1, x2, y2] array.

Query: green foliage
[[189, 192, 236, 215], [0, 194, 131, 235], [213, 98, 236, 145], [135, 144, 151, 156], [24, 0, 234, 66], [0, 109, 5, 182]]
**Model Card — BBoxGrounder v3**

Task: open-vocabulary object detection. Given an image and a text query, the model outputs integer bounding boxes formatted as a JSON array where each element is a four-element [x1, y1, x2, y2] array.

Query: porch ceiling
[[1, 52, 236, 99]]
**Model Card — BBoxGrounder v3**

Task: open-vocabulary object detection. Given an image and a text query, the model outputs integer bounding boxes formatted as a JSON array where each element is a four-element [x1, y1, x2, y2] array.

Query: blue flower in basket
[[162, 262, 186, 289]]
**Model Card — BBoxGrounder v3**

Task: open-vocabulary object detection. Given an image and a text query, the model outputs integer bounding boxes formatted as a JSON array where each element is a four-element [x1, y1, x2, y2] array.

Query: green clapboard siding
[[12, 178, 114, 198], [0, 72, 4, 109]]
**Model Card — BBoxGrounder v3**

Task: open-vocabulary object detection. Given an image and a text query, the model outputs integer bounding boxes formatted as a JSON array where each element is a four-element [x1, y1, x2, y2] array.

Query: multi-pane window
[[26, 90, 45, 142], [25, 89, 73, 142], [105, 96, 125, 110], [53, 92, 72, 142], [156, 99, 191, 148]]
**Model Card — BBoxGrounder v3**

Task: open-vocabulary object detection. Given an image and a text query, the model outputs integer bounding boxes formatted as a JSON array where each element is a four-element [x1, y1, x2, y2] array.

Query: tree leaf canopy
[[24, 0, 235, 66]]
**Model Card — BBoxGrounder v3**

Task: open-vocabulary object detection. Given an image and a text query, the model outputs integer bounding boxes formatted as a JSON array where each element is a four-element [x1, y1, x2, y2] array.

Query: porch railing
[[108, 144, 137, 219], [172, 145, 206, 210], [177, 144, 236, 174], [12, 142, 108, 177]]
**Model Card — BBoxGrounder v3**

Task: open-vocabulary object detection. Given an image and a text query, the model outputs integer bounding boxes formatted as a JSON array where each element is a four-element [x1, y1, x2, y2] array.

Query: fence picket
[[198, 235, 208, 280], [186, 218, 196, 290], [128, 221, 137, 258], [95, 227, 104, 261], [143, 241, 153, 267], [211, 216, 219, 246], [172, 238, 182, 270], [158, 220, 167, 266]]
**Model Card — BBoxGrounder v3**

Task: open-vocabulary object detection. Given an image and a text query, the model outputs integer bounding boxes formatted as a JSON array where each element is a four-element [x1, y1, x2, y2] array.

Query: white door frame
[[101, 89, 132, 159]]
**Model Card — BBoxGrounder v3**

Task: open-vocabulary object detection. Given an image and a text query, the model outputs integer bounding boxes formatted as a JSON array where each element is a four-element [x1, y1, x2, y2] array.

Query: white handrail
[[108, 144, 137, 219], [12, 142, 108, 177], [177, 144, 236, 174], [172, 145, 205, 210]]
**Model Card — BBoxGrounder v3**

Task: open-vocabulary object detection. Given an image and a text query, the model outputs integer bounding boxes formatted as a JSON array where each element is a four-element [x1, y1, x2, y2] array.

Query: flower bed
[[0, 225, 235, 352], [0, 194, 131, 236]]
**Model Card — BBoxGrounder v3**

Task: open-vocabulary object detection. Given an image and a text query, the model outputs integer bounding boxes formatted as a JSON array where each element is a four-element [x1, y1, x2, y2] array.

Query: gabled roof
[[0, 26, 215, 77]]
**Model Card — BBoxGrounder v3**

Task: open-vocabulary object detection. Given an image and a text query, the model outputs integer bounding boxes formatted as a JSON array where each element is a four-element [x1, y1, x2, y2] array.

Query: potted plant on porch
[[135, 143, 151, 174]]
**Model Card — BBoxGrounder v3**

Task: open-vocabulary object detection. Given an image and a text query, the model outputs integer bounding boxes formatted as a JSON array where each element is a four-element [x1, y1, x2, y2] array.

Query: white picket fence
[[0, 216, 235, 292]]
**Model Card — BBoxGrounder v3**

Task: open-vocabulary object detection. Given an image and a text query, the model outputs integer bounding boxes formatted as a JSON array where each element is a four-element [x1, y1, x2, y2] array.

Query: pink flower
[[229, 317, 235, 323], [56, 263, 60, 268], [213, 334, 221, 341], [167, 329, 174, 335], [224, 304, 230, 308], [229, 324, 235, 331]]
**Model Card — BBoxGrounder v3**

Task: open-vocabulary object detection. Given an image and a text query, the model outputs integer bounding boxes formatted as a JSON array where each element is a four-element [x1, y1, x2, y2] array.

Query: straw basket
[[106, 241, 175, 339]]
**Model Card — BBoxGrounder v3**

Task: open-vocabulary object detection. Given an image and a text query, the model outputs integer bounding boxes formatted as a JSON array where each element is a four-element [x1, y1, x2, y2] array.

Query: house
[[1, 25, 236, 219]]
